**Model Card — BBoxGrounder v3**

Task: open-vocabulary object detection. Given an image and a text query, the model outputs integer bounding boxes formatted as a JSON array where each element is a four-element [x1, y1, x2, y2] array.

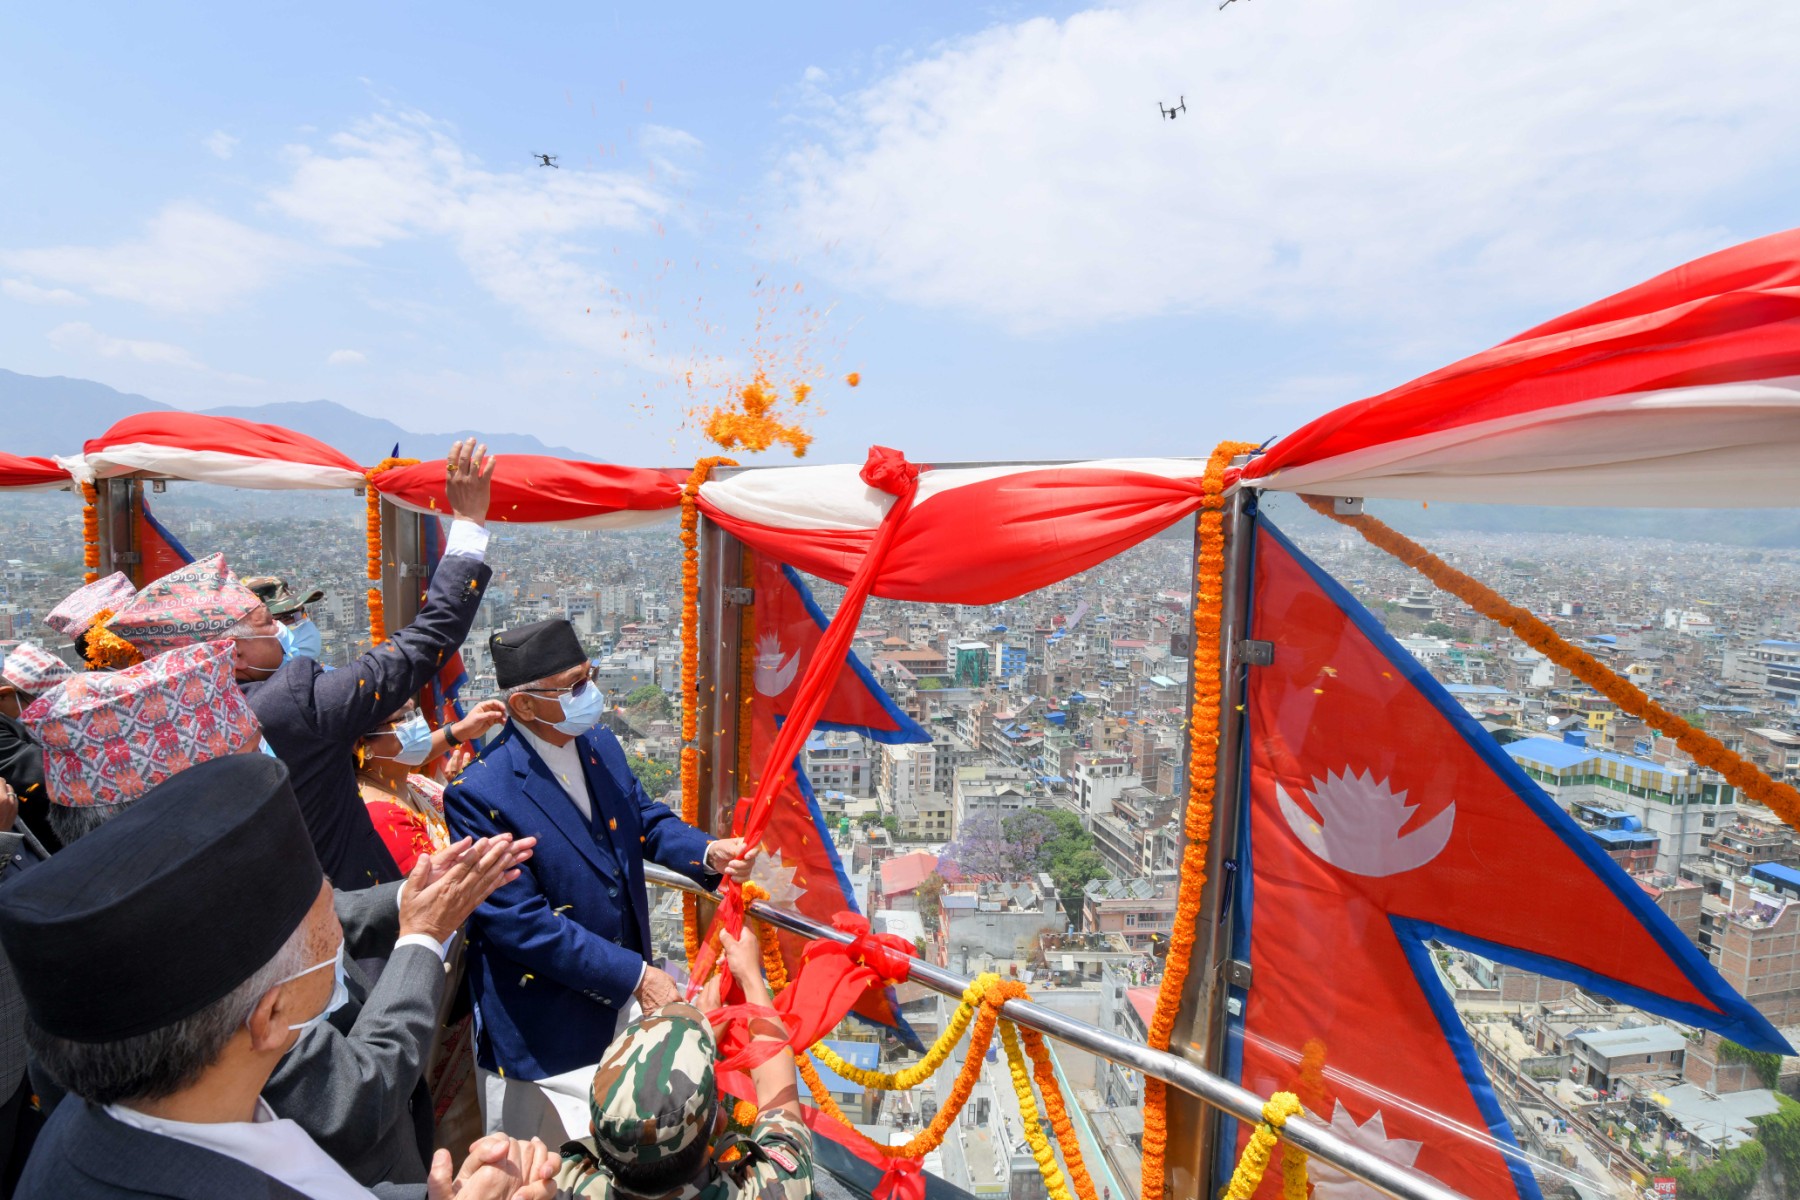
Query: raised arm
[[312, 441, 496, 747]]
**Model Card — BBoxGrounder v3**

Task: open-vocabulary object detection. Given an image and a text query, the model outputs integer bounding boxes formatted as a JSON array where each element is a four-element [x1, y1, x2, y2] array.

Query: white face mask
[[285, 618, 323, 661], [528, 679, 604, 737], [370, 714, 434, 766], [264, 943, 349, 1033]]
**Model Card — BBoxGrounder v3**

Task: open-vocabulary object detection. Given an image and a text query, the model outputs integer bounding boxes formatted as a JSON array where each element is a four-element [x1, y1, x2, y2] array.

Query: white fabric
[[106, 1099, 375, 1200], [85, 444, 364, 490], [442, 518, 490, 560], [383, 493, 676, 531], [476, 998, 642, 1141], [1249, 378, 1800, 507], [698, 456, 1209, 531], [515, 724, 591, 823]]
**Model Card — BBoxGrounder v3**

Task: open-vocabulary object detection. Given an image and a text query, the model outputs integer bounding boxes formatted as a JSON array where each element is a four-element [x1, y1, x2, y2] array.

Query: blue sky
[[4, 1, 1800, 466]]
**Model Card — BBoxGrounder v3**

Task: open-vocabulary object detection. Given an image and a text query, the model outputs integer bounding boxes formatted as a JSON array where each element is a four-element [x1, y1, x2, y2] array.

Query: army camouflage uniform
[[556, 1003, 814, 1200]]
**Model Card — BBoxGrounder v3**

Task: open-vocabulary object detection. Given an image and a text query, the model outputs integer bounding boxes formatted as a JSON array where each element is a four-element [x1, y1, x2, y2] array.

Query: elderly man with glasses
[[444, 618, 752, 1143]]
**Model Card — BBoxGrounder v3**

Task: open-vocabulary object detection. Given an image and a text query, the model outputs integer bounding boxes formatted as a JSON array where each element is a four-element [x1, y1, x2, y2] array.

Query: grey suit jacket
[[17, 1098, 427, 1199], [0, 824, 49, 1094], [31, 882, 448, 1187], [263, 881, 446, 1186]]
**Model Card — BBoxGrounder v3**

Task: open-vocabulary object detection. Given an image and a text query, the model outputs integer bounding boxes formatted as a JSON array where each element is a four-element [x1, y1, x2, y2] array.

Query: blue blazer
[[443, 721, 715, 1078]]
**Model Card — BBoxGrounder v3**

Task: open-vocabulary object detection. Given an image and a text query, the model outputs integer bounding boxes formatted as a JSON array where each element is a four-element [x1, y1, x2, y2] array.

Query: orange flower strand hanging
[[1140, 439, 1258, 1200], [679, 457, 737, 967], [1301, 495, 1800, 828], [362, 457, 419, 644]]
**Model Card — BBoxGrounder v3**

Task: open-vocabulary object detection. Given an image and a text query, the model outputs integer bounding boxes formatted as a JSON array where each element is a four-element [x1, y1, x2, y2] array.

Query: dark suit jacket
[[16, 1099, 426, 1199], [32, 886, 443, 1188], [0, 711, 61, 853], [242, 550, 491, 890], [443, 722, 714, 1079], [264, 882, 443, 1186]]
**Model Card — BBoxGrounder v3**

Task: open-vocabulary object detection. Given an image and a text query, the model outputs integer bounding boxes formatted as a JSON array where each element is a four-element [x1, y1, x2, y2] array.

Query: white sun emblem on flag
[[753, 634, 800, 696], [1306, 1102, 1425, 1200], [747, 847, 805, 906], [1277, 769, 1454, 878]]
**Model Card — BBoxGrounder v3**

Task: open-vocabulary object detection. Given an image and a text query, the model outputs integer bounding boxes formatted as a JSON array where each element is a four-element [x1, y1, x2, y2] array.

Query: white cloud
[[267, 109, 681, 369], [775, 0, 1800, 333], [2, 278, 85, 306], [46, 321, 263, 386], [2, 203, 312, 314], [48, 321, 210, 371], [203, 130, 239, 160], [327, 348, 367, 366]]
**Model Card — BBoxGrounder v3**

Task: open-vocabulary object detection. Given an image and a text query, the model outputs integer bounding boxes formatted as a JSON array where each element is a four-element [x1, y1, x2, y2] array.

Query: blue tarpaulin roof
[[1752, 863, 1800, 891]]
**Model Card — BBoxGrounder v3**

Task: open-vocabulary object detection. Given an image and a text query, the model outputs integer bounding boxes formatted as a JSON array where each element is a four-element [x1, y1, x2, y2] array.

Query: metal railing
[[646, 864, 1469, 1200]]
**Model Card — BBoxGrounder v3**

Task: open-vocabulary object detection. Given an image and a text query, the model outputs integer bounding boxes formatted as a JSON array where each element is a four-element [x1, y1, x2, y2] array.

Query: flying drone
[[535, 153, 559, 168], [1158, 97, 1186, 121]]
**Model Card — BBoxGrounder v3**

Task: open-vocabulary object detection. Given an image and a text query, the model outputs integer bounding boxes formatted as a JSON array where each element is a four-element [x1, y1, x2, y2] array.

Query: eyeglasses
[[523, 665, 599, 699]]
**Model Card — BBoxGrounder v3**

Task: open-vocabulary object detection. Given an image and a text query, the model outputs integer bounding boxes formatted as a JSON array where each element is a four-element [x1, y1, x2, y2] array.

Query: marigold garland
[[1220, 1092, 1308, 1200], [80, 482, 100, 584], [999, 1021, 1082, 1200], [1300, 496, 1800, 828], [1141, 440, 1258, 1200], [81, 608, 142, 670], [679, 456, 736, 967], [362, 457, 419, 645], [1019, 1027, 1101, 1200]]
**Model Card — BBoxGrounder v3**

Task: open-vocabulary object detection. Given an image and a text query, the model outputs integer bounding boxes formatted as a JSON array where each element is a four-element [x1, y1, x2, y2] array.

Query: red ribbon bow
[[873, 1156, 925, 1200]]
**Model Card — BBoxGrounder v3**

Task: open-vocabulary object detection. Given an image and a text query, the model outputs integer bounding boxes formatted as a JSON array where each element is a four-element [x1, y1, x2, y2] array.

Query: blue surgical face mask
[[285, 618, 323, 661], [547, 681, 604, 737], [373, 714, 435, 767], [264, 943, 349, 1033]]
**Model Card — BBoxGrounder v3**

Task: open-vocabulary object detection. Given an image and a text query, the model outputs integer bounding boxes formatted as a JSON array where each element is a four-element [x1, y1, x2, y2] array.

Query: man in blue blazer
[[444, 618, 752, 1141]]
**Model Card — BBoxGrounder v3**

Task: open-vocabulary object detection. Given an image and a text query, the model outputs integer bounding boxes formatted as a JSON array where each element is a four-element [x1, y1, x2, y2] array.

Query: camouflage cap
[[588, 1003, 718, 1167]]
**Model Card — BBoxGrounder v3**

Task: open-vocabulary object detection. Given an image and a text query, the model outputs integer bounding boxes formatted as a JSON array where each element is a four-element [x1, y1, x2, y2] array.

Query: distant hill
[[0, 370, 594, 462], [198, 400, 595, 463], [1, 369, 171, 456]]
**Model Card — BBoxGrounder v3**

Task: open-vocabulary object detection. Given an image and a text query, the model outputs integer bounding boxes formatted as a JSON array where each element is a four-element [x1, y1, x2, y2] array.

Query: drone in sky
[[1158, 97, 1186, 121], [535, 153, 559, 168]]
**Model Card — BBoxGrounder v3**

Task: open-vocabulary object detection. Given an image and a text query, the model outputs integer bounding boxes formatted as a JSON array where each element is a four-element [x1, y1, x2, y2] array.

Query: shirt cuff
[[635, 961, 646, 993], [395, 933, 452, 963], [442, 518, 490, 561]]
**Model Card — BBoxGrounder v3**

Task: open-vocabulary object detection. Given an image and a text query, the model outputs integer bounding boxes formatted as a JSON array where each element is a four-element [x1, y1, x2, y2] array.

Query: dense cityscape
[[4, 487, 1800, 1200]]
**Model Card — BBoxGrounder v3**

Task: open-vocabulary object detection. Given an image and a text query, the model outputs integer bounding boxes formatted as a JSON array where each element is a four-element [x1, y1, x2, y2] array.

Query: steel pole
[[643, 863, 1467, 1200]]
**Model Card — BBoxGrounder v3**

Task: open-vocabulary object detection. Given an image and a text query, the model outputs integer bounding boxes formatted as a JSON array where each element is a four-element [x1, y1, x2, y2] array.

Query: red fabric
[[872, 1158, 925, 1200], [372, 456, 682, 524], [1237, 522, 1781, 1200], [706, 1004, 791, 1073], [829, 913, 914, 984], [1242, 228, 1800, 497], [84, 412, 363, 476], [0, 453, 70, 490], [692, 448, 921, 993], [703, 466, 1203, 604], [752, 556, 917, 738], [365, 800, 435, 875]]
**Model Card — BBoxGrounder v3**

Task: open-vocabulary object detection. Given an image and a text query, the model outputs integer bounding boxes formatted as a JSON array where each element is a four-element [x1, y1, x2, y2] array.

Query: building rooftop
[[1655, 1083, 1781, 1150], [1750, 862, 1800, 890], [880, 850, 940, 896], [1572, 1025, 1688, 1057], [1505, 736, 1679, 778]]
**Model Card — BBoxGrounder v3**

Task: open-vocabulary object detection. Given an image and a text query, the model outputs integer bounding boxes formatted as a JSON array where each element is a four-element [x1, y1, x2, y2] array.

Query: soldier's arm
[[722, 927, 804, 1127]]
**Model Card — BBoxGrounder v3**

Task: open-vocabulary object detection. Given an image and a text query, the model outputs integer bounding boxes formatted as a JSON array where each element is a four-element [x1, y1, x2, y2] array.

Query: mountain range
[[0, 369, 594, 462]]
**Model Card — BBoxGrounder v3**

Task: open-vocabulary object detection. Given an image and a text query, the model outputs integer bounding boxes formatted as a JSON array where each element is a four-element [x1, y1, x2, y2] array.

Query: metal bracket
[[1238, 639, 1274, 666], [398, 562, 430, 578], [150, 479, 168, 493], [1332, 496, 1364, 516], [723, 587, 755, 606], [1227, 960, 1253, 988], [111, 551, 141, 566]]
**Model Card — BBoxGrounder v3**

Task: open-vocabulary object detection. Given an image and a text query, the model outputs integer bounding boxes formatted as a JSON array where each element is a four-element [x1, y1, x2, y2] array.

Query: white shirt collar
[[515, 721, 593, 822], [105, 1099, 376, 1200]]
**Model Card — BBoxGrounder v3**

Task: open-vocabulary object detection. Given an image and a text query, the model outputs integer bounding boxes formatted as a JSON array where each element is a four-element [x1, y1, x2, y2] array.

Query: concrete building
[[1713, 889, 1800, 1026], [1072, 753, 1139, 825], [805, 730, 873, 798], [1568, 1025, 1687, 1091], [1082, 878, 1178, 949], [1505, 736, 1738, 871], [1635, 872, 1704, 945]]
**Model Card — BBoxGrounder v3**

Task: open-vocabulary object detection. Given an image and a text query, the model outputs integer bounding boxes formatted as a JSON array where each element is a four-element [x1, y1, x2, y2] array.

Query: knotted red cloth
[[690, 447, 924, 998], [873, 1156, 925, 1200]]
